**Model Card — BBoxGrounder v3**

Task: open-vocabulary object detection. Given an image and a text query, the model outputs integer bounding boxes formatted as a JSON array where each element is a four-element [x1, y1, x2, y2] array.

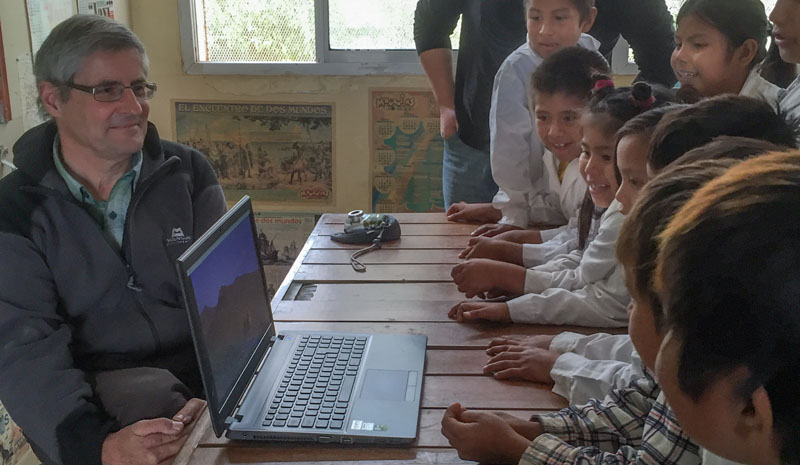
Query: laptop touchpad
[[359, 369, 408, 401]]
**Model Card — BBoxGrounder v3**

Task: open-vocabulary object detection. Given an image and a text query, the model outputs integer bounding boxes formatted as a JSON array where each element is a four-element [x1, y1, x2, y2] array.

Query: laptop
[[176, 196, 427, 444]]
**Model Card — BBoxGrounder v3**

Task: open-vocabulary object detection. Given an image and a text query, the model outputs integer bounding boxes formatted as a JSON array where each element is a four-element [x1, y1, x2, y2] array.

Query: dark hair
[[616, 104, 686, 144], [760, 40, 798, 88], [677, 0, 769, 69], [531, 47, 610, 104], [525, 0, 595, 21], [648, 95, 798, 173], [657, 150, 800, 465], [616, 159, 738, 331], [676, 136, 788, 166], [575, 81, 675, 249]]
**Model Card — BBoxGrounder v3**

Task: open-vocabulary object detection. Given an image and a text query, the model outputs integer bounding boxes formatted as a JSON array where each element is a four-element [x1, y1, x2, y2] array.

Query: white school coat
[[548, 332, 644, 404], [740, 67, 781, 110], [506, 200, 630, 327], [779, 75, 800, 130], [489, 34, 598, 228], [521, 209, 602, 268]]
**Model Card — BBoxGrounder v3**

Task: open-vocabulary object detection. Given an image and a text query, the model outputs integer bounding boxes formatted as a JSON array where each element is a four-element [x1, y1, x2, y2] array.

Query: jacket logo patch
[[166, 227, 192, 245]]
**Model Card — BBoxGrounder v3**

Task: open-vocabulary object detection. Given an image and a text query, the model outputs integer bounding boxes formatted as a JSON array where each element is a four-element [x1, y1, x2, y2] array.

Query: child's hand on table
[[441, 403, 536, 464], [446, 202, 502, 223], [459, 236, 523, 265], [451, 259, 525, 297], [483, 346, 559, 384], [448, 301, 511, 322], [471, 223, 521, 237], [487, 335, 556, 353]]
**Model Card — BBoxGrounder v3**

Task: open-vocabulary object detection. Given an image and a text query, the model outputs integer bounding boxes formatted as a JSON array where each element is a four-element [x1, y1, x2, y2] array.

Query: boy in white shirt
[[446, 0, 599, 242]]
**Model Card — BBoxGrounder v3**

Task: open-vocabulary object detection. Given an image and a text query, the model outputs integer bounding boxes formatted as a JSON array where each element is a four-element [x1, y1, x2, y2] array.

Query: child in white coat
[[672, 0, 780, 107], [445, 0, 600, 239], [449, 82, 670, 328]]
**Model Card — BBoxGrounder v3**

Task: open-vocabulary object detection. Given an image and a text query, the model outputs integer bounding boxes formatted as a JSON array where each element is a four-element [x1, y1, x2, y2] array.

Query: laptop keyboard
[[263, 335, 367, 430]]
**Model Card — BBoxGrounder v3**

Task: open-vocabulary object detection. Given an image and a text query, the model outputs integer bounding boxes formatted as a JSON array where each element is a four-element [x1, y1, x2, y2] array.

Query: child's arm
[[506, 266, 630, 327], [446, 202, 502, 224], [523, 388, 701, 465], [489, 49, 546, 229], [524, 202, 623, 294], [451, 259, 526, 298], [441, 403, 539, 465]]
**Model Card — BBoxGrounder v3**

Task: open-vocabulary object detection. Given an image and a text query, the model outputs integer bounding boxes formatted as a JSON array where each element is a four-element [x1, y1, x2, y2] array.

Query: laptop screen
[[180, 197, 274, 417]]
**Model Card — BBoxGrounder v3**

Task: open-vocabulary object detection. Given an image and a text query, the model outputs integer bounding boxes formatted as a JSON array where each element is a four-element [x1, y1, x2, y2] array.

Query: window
[[178, 0, 460, 75]]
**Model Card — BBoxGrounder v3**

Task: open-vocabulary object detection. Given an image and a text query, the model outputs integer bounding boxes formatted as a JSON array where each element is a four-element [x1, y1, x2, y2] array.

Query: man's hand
[[440, 106, 458, 140], [446, 202, 502, 224], [486, 334, 556, 354], [459, 236, 523, 264], [448, 301, 511, 322], [451, 259, 525, 298], [483, 346, 559, 384], [471, 223, 521, 237], [101, 399, 207, 465], [441, 403, 532, 464], [493, 229, 543, 244]]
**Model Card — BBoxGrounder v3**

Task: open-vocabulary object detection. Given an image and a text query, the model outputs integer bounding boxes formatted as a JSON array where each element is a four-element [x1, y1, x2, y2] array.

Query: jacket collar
[[12, 120, 166, 185]]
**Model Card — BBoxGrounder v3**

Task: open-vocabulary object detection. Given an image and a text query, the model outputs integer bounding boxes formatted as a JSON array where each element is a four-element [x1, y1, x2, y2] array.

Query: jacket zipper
[[121, 156, 181, 354]]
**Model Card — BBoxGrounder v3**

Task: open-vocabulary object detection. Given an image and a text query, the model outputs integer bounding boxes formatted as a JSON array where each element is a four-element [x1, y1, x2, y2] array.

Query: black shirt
[[414, 0, 676, 152]]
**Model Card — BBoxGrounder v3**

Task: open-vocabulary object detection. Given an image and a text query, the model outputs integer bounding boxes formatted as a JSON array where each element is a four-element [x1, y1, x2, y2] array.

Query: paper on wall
[[16, 53, 46, 131]]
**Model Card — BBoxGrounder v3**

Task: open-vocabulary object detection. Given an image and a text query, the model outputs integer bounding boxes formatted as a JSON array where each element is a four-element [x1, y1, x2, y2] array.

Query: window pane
[[329, 0, 460, 51], [201, 0, 315, 62]]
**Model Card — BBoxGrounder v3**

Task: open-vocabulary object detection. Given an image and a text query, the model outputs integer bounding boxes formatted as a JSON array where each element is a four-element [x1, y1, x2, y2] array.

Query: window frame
[[177, 0, 429, 76]]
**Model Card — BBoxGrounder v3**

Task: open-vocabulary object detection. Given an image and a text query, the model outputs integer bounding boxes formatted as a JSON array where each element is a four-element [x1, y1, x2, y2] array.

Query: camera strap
[[349, 228, 385, 272]]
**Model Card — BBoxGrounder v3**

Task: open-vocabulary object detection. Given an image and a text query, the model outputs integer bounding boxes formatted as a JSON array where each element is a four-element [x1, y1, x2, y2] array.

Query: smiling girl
[[672, 0, 779, 107]]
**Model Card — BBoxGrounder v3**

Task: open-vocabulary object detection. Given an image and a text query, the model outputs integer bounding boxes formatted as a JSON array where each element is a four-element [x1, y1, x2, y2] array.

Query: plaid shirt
[[520, 368, 701, 465]]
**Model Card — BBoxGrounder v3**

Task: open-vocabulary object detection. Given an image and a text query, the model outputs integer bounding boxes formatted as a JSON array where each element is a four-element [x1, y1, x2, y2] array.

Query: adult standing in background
[[414, 0, 676, 209]]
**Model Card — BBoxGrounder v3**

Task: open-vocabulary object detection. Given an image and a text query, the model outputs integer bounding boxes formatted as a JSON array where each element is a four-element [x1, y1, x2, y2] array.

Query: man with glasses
[[0, 15, 226, 465]]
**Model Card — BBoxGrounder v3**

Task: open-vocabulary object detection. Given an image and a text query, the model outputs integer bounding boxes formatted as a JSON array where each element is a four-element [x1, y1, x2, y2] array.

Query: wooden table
[[175, 213, 610, 465]]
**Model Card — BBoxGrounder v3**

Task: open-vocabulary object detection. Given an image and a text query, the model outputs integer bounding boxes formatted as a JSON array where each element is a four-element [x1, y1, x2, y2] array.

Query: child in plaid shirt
[[441, 159, 742, 465], [655, 151, 800, 465]]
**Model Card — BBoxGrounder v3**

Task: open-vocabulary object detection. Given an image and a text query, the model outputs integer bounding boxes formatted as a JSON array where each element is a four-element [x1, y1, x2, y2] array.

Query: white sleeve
[[550, 352, 645, 404], [523, 201, 623, 293], [550, 332, 635, 360], [521, 223, 579, 268], [506, 263, 630, 327], [489, 50, 545, 228]]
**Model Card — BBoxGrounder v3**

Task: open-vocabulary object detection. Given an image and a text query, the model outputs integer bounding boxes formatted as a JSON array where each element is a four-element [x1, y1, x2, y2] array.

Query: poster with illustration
[[174, 101, 334, 205], [253, 212, 317, 299], [370, 89, 444, 213]]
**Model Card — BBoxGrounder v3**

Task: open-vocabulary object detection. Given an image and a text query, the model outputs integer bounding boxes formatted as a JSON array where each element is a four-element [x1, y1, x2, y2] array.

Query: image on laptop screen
[[186, 212, 273, 403]]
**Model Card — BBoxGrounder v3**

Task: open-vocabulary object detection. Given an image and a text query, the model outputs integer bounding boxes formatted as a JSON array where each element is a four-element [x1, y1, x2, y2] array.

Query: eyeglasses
[[64, 81, 157, 102]]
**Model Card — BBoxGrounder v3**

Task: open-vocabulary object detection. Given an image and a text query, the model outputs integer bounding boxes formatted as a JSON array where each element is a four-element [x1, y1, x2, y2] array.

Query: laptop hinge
[[228, 334, 283, 423]]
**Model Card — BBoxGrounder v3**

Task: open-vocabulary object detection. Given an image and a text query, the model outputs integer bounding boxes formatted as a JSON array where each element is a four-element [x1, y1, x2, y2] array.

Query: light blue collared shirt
[[53, 136, 142, 249]]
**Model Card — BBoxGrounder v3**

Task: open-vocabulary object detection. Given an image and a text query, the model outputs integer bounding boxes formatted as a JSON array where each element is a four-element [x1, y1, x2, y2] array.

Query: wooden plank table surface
[[175, 213, 614, 465]]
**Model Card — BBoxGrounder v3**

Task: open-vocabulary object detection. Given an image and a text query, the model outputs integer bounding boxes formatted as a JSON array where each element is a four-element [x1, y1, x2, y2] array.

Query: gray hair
[[34, 14, 149, 115]]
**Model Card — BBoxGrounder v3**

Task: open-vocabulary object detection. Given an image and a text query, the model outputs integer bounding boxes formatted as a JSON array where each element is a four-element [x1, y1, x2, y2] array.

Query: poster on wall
[[369, 89, 444, 213], [0, 22, 12, 124], [25, 0, 75, 54], [253, 212, 318, 299], [16, 53, 46, 131], [174, 101, 334, 205], [77, 0, 115, 18]]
